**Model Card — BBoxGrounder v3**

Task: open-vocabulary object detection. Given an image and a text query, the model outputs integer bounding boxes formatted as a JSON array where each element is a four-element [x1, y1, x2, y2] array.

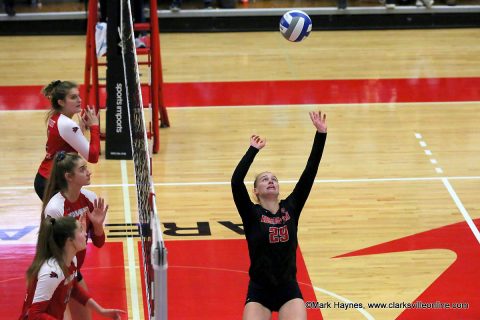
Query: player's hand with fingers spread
[[82, 105, 100, 128], [309, 111, 327, 133], [250, 135, 266, 150], [87, 197, 108, 234]]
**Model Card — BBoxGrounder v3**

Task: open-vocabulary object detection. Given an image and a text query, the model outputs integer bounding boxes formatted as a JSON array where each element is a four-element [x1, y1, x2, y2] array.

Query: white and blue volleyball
[[279, 10, 312, 42]]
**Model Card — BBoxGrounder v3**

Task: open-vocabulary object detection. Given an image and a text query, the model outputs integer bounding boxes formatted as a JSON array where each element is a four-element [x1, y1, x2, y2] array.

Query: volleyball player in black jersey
[[231, 111, 327, 319]]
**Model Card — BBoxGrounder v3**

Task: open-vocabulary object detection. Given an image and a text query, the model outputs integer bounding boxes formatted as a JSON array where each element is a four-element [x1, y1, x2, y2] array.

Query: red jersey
[[44, 189, 105, 269], [37, 113, 100, 179], [18, 257, 91, 320]]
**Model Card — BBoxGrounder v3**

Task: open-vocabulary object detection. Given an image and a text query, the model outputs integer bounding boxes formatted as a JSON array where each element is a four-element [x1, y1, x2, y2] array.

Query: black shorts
[[245, 280, 303, 312], [34, 172, 47, 200]]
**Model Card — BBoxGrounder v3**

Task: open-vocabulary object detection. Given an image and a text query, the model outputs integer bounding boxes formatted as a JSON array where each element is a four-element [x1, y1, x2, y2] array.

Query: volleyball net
[[120, 0, 167, 318]]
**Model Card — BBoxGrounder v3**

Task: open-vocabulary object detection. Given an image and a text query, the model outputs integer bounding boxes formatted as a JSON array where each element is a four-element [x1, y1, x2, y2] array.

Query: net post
[[151, 193, 168, 320], [105, 0, 133, 159]]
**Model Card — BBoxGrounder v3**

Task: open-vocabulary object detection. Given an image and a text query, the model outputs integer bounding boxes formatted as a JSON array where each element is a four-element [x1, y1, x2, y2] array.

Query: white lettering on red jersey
[[44, 189, 97, 219], [44, 189, 105, 269]]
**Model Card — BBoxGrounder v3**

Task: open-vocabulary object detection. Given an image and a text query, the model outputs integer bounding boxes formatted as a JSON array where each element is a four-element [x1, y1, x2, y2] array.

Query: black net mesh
[[120, 0, 155, 317]]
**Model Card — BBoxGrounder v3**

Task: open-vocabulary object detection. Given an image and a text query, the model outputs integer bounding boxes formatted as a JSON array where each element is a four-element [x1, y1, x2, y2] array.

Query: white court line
[[151, 176, 480, 186], [413, 132, 445, 176], [411, 133, 479, 243], [121, 160, 141, 320], [152, 176, 479, 186], [3, 176, 480, 190], [442, 178, 480, 245], [313, 286, 375, 320], [0, 275, 25, 284]]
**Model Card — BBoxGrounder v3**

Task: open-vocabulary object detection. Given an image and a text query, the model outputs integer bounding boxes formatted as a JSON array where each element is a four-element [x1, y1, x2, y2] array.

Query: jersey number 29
[[269, 225, 289, 243]]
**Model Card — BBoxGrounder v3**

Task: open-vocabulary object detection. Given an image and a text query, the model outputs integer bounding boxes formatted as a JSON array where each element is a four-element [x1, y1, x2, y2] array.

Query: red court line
[[0, 77, 478, 110], [0, 242, 128, 320], [164, 77, 480, 107], [138, 239, 323, 320]]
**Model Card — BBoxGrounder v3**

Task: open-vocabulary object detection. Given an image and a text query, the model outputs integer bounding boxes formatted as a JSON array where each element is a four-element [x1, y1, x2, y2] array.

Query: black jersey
[[231, 132, 327, 287]]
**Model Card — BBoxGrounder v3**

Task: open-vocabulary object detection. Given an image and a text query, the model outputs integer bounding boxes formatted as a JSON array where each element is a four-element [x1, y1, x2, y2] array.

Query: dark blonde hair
[[26, 216, 78, 285], [253, 171, 276, 188], [42, 80, 78, 121], [41, 152, 82, 221]]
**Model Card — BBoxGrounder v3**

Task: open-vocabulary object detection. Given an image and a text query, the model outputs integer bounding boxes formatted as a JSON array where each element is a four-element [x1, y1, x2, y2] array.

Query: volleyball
[[279, 10, 312, 42]]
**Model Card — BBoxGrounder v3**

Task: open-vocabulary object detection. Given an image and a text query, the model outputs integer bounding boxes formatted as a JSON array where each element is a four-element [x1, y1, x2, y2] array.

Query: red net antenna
[[83, 0, 170, 154], [83, 0, 99, 114], [83, 0, 106, 151], [136, 0, 170, 153]]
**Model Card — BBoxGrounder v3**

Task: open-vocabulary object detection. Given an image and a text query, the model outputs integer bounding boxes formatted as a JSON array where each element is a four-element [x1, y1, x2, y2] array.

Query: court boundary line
[[411, 132, 480, 245], [2, 175, 480, 190], [312, 286, 374, 320], [442, 178, 480, 245], [5, 174, 478, 254], [121, 160, 141, 320]]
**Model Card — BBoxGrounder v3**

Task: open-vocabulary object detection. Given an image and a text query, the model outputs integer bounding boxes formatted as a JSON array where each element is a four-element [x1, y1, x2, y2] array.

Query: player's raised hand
[[309, 111, 327, 133], [250, 135, 266, 150], [87, 197, 108, 229], [82, 105, 99, 128]]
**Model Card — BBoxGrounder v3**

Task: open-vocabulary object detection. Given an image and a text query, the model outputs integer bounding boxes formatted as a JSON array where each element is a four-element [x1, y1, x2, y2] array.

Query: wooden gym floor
[[0, 28, 480, 319]]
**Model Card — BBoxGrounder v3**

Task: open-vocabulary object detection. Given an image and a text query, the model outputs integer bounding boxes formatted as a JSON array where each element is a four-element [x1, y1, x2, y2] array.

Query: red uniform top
[[18, 257, 91, 320], [38, 113, 100, 179], [44, 189, 105, 269]]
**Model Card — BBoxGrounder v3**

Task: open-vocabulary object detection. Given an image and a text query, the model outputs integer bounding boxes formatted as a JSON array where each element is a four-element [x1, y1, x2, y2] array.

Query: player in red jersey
[[42, 152, 108, 320], [19, 216, 124, 320], [34, 80, 101, 200]]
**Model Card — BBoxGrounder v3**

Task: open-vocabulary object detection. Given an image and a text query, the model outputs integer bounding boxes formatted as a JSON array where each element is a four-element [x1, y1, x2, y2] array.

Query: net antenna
[[120, 0, 168, 318]]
